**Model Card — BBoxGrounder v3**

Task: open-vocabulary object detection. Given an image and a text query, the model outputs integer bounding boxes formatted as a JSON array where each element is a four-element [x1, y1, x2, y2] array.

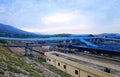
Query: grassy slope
[[0, 45, 72, 77], [0, 46, 42, 77], [38, 59, 71, 77]]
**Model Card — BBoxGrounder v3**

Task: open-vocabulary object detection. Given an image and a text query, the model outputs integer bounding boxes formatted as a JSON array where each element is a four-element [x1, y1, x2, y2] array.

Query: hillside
[[0, 23, 72, 38], [0, 23, 37, 37], [0, 45, 71, 77], [97, 33, 120, 39], [0, 46, 43, 77]]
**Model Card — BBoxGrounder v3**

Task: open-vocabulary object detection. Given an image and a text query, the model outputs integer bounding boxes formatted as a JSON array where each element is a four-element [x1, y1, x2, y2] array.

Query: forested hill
[[0, 23, 38, 38], [0, 23, 71, 38]]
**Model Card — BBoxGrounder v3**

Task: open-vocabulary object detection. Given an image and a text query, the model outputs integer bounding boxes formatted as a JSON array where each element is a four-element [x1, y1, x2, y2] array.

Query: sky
[[0, 0, 120, 34]]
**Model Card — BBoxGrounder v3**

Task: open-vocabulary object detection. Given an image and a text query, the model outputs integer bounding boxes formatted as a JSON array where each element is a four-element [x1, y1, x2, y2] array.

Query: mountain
[[0, 23, 37, 37], [96, 33, 120, 39], [0, 23, 72, 38]]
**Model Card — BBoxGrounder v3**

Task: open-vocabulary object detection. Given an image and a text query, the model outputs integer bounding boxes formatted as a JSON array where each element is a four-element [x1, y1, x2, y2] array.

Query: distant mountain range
[[0, 23, 71, 38], [0, 23, 37, 37], [0, 23, 120, 38], [96, 33, 120, 39]]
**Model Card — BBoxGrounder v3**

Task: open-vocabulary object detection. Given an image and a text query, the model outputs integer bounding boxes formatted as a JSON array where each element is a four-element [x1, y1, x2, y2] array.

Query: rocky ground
[[0, 46, 61, 77]]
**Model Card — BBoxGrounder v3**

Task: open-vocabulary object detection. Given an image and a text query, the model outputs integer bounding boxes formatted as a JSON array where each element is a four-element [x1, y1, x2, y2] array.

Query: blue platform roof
[[0, 37, 77, 41]]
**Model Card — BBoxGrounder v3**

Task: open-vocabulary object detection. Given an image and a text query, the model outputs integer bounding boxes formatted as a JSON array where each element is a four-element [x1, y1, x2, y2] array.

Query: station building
[[45, 52, 119, 77]]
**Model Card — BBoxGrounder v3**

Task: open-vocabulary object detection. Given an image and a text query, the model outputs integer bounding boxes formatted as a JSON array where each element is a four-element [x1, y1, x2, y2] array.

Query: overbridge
[[0, 37, 120, 56]]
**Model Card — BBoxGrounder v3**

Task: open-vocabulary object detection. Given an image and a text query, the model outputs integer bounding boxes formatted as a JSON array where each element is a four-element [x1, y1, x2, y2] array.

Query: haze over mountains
[[0, 23, 70, 38], [0, 23, 120, 39], [97, 33, 120, 39], [0, 23, 35, 34], [0, 23, 37, 37]]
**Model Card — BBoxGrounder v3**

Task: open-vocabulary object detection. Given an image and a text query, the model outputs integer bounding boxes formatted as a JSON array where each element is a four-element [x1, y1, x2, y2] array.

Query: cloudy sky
[[0, 0, 120, 34]]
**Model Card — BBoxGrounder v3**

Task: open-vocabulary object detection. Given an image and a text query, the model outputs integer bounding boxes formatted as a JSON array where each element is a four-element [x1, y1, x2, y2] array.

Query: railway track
[[55, 51, 120, 72], [74, 52, 120, 65], [51, 51, 120, 76]]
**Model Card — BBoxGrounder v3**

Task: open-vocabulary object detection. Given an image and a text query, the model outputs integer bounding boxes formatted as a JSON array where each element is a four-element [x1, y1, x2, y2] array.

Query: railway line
[[74, 52, 120, 64], [54, 51, 120, 73]]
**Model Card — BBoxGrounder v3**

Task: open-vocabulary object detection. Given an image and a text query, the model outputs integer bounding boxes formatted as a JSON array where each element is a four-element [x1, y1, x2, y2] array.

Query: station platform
[[45, 51, 120, 77]]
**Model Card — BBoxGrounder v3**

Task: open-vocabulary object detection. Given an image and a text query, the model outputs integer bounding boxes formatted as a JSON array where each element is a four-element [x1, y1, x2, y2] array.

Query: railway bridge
[[0, 37, 120, 56]]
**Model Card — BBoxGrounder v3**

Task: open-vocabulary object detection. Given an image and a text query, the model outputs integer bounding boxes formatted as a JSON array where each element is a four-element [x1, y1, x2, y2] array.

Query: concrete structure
[[2, 36, 120, 54], [45, 52, 119, 77], [41, 46, 50, 51]]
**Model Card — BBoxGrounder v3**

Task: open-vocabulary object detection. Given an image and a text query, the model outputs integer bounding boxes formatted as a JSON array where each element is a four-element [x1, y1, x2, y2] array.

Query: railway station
[[45, 51, 120, 77], [0, 36, 120, 77]]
